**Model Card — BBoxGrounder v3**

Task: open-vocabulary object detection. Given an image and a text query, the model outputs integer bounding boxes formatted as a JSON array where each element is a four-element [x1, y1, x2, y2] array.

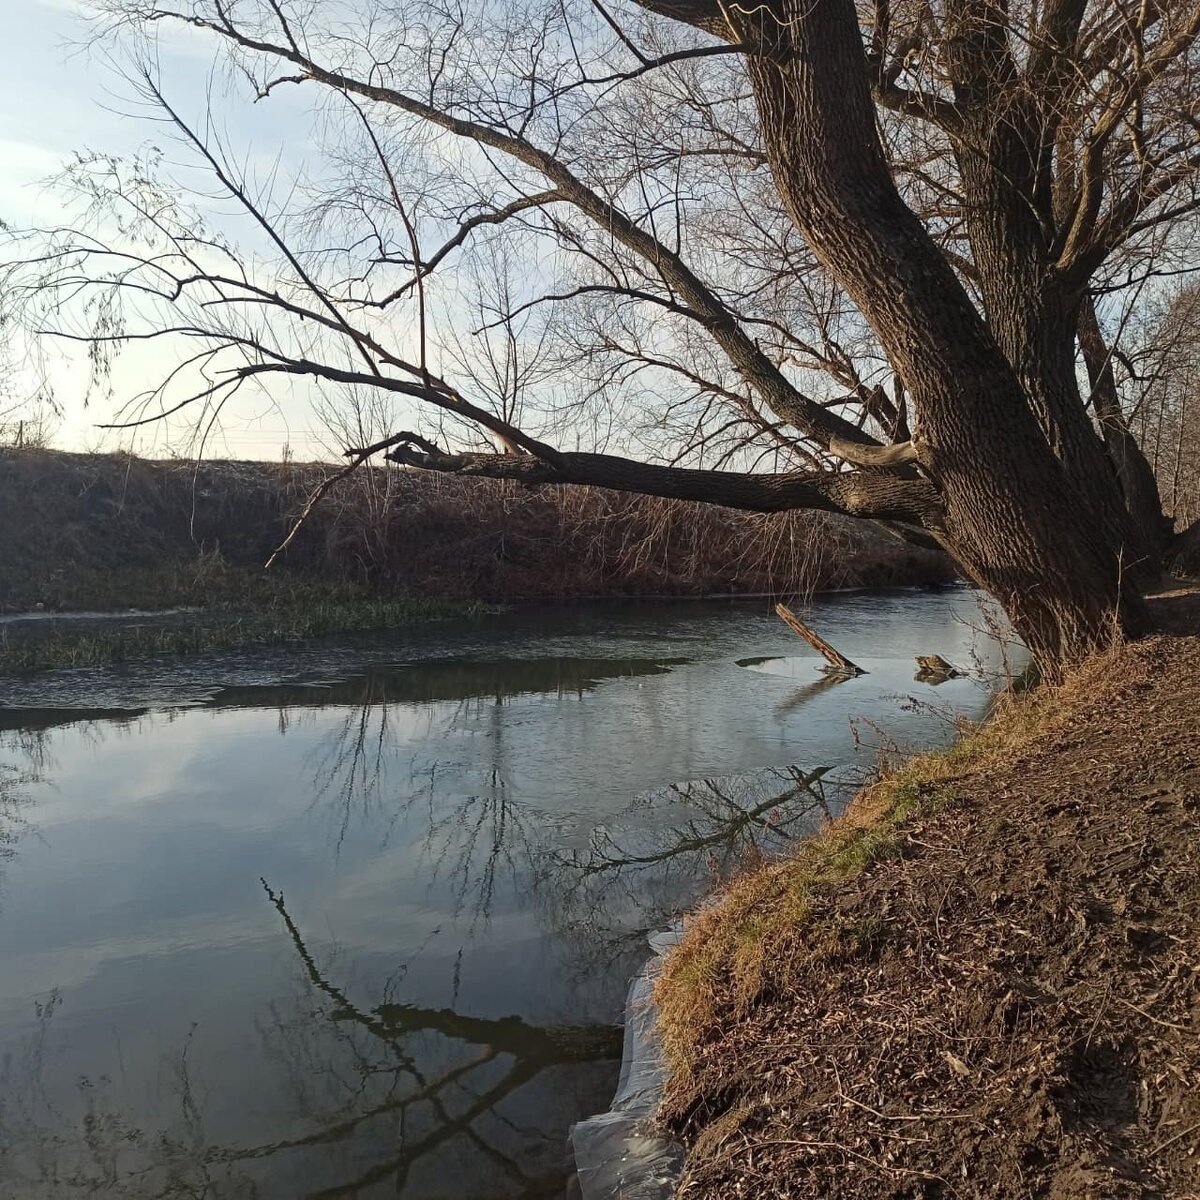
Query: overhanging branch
[[382, 438, 946, 527]]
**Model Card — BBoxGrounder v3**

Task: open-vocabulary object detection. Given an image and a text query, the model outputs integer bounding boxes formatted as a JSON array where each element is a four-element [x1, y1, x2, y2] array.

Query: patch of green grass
[[0, 556, 481, 673]]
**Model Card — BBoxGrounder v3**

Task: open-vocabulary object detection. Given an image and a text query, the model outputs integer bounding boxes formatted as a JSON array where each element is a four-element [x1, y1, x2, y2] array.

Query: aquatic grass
[[652, 654, 1115, 1087], [0, 585, 481, 674]]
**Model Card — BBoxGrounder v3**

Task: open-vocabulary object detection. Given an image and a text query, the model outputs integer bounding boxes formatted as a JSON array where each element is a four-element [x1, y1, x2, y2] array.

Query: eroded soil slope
[[664, 627, 1200, 1198]]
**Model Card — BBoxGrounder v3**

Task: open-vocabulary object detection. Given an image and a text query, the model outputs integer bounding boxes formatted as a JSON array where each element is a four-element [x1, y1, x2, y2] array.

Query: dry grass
[[654, 623, 1200, 1198], [653, 646, 1130, 1086], [0, 449, 954, 612], [0, 447, 949, 672]]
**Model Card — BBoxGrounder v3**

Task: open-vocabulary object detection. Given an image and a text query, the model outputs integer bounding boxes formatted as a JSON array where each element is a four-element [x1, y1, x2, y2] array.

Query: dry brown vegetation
[[0, 449, 952, 612], [654, 600, 1200, 1198]]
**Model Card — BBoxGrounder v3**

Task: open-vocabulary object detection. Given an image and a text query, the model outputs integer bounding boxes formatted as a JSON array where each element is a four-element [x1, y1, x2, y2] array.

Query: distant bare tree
[[1118, 282, 1200, 569]]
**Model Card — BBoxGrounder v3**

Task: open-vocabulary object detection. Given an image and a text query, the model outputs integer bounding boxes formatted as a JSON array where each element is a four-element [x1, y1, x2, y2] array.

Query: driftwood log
[[914, 654, 963, 683], [775, 603, 865, 676]]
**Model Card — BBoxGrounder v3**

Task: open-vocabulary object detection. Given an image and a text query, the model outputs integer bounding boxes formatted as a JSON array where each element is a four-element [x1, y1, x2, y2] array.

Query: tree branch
[[871, 80, 963, 134], [149, 5, 878, 452], [383, 438, 945, 527], [629, 0, 731, 39], [829, 436, 918, 467], [366, 191, 565, 310]]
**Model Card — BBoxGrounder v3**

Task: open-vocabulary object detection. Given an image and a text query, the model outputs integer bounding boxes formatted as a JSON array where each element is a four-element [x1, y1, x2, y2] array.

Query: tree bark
[[969, 251, 1148, 570], [674, 0, 1148, 670], [384, 441, 945, 524], [945, 91, 1154, 574]]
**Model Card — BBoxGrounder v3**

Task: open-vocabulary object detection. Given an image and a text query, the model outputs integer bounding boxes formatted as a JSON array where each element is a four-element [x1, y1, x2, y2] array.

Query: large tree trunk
[[975, 262, 1153, 573], [947, 96, 1156, 575], [727, 0, 1146, 669]]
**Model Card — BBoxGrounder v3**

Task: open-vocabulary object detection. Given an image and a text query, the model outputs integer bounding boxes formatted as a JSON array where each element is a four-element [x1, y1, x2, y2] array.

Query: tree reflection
[[0, 879, 622, 1199], [567, 765, 833, 877], [0, 664, 857, 1198], [241, 881, 623, 1198], [291, 668, 853, 980], [0, 740, 41, 897], [531, 765, 841, 982]]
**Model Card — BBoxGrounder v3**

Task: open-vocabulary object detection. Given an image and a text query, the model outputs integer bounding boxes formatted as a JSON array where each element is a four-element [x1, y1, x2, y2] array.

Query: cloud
[[0, 140, 72, 225]]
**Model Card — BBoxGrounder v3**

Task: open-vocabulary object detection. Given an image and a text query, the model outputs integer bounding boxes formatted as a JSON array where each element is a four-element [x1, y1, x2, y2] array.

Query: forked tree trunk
[[727, 0, 1147, 670], [941, 51, 1153, 577], [974, 265, 1155, 574]]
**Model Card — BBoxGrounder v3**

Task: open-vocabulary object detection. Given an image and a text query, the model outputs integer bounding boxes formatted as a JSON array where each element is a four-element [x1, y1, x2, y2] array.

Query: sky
[[3, 1, 336, 460]]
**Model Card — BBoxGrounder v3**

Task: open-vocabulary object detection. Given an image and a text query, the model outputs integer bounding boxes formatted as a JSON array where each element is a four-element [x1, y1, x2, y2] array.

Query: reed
[[0, 448, 954, 613]]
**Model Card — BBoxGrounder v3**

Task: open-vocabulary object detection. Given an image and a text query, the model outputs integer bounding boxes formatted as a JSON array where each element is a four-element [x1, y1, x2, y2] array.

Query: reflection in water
[[568, 766, 835, 878], [535, 766, 846, 983], [215, 656, 689, 709], [773, 671, 850, 716], [0, 881, 622, 1198], [301, 672, 846, 939], [0, 658, 688, 737], [0, 758, 827, 1198], [0, 746, 39, 889], [252, 883, 622, 1199], [0, 593, 1024, 1197]]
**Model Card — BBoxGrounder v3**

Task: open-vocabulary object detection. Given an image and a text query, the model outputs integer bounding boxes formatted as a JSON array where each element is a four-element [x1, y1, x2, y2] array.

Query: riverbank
[[0, 447, 954, 673], [654, 592, 1200, 1198]]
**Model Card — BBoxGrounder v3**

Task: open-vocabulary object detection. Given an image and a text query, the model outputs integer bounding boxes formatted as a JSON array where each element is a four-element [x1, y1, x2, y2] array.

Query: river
[[0, 589, 1024, 1199]]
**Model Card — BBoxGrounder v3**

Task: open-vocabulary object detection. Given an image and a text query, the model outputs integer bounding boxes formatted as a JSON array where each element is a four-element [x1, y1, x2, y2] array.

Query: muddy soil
[[664, 617, 1200, 1198]]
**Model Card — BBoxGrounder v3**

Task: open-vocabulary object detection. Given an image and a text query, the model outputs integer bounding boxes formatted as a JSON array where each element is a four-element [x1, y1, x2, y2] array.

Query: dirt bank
[[656, 598, 1200, 1198]]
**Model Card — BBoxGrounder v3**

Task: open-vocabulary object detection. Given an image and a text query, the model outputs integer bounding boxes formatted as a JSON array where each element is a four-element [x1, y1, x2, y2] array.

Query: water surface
[[0, 591, 1023, 1198]]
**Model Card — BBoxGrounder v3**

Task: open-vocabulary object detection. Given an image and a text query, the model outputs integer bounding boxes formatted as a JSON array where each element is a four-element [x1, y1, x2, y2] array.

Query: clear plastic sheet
[[568, 929, 686, 1199]]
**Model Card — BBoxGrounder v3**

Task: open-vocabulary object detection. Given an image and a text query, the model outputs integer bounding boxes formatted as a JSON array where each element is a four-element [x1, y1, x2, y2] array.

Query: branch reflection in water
[[1, 628, 899, 1197], [0, 739, 42, 897], [297, 670, 849, 955], [537, 765, 842, 979], [0, 878, 622, 1198]]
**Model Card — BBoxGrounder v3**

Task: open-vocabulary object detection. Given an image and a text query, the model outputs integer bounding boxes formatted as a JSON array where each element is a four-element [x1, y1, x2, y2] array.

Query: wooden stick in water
[[775, 603, 865, 676]]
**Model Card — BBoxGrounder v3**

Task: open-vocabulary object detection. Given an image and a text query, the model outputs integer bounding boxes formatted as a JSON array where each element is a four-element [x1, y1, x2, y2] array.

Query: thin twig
[[264, 432, 414, 567]]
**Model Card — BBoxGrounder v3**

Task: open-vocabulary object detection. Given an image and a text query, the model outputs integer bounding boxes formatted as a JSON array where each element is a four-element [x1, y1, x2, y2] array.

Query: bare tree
[[1120, 280, 1200, 569], [8, 0, 1200, 669]]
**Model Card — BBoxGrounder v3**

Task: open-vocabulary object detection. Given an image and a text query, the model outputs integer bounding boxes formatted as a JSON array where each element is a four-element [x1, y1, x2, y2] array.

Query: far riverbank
[[0, 448, 953, 673]]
